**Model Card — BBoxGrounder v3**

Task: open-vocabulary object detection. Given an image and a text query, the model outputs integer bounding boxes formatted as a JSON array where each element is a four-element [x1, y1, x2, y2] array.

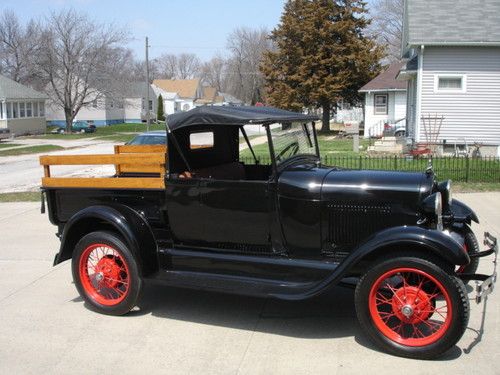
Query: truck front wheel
[[355, 255, 469, 359], [72, 231, 142, 315]]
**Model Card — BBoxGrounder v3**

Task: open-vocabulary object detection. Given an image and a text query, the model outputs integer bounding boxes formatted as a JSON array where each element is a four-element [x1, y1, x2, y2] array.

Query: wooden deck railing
[[40, 145, 167, 189]]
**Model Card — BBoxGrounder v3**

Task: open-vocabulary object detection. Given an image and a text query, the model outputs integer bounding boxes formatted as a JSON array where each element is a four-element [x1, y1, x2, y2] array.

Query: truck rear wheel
[[355, 255, 469, 359], [72, 231, 142, 315]]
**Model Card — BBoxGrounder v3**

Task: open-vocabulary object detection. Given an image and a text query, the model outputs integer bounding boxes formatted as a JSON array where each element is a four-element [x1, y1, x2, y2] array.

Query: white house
[[152, 79, 203, 114], [398, 0, 500, 155], [359, 61, 407, 138], [46, 82, 156, 126], [0, 74, 47, 135]]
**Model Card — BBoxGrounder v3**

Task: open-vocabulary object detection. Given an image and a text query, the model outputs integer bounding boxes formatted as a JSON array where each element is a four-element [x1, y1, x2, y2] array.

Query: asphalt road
[[0, 193, 499, 374]]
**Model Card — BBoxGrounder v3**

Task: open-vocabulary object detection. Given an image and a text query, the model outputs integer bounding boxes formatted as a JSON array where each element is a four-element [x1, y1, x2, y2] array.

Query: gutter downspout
[[415, 45, 424, 143]]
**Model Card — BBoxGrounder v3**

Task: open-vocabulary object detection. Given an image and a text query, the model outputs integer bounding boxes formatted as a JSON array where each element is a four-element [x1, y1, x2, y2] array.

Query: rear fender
[[54, 205, 158, 276]]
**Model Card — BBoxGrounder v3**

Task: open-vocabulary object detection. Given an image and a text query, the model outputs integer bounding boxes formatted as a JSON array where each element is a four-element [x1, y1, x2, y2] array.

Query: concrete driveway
[[0, 193, 499, 374]]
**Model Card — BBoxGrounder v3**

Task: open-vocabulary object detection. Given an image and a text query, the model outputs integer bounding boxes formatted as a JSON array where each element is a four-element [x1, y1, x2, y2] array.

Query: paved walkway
[[0, 193, 498, 374]]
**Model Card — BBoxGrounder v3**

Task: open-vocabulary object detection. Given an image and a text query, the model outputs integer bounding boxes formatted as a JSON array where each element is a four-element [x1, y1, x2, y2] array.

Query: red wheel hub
[[368, 268, 452, 347], [78, 244, 130, 306]]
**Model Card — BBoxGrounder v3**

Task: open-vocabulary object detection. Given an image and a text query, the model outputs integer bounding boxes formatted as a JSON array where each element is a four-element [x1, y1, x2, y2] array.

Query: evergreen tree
[[157, 94, 164, 121], [261, 0, 384, 132]]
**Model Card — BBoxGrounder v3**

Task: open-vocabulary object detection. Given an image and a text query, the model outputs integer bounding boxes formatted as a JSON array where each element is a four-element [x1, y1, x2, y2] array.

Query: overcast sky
[[0, 0, 376, 61]]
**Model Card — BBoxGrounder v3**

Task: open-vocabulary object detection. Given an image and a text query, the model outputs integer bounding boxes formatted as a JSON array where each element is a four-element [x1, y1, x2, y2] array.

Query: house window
[[33, 102, 39, 117], [374, 94, 388, 115], [434, 74, 466, 93], [0, 102, 3, 119], [26, 102, 32, 117], [19, 102, 25, 117], [110, 100, 114, 108], [6, 102, 12, 118], [118, 99, 124, 109], [92, 99, 98, 108], [149, 100, 153, 111], [39, 102, 45, 117], [12, 102, 18, 118]]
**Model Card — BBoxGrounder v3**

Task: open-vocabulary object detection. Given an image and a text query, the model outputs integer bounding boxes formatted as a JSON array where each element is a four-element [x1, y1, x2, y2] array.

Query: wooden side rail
[[114, 145, 167, 175], [40, 152, 166, 190]]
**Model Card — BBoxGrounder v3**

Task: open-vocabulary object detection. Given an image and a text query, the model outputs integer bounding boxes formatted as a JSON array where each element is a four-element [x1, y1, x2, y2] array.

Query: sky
[[0, 0, 376, 61]]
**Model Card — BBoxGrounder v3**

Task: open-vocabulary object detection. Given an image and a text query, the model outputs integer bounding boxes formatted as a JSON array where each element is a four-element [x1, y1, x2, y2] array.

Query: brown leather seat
[[194, 162, 245, 180]]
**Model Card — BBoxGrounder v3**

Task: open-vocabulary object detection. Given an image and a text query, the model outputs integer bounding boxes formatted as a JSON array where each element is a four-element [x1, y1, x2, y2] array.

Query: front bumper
[[459, 232, 498, 303]]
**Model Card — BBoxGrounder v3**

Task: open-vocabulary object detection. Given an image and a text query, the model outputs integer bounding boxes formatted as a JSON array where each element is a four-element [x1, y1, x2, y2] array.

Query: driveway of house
[[0, 193, 498, 374]]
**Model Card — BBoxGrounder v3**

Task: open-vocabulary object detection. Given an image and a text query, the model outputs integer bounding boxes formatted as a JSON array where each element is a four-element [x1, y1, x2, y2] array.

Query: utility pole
[[145, 36, 150, 131]]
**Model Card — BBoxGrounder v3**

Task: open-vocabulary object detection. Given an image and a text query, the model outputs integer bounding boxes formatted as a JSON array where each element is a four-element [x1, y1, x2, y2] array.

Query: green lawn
[[0, 144, 64, 157], [0, 143, 22, 149], [32, 123, 165, 140]]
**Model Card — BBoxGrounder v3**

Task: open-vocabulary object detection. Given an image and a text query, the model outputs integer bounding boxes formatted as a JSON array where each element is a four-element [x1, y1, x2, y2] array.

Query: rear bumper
[[458, 232, 498, 303]]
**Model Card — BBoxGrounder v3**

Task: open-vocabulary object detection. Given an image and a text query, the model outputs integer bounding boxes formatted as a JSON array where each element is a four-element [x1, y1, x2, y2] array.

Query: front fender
[[451, 199, 479, 224], [54, 204, 158, 275]]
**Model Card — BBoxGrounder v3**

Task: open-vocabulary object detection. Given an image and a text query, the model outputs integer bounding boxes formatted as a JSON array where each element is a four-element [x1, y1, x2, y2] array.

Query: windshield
[[270, 122, 317, 164]]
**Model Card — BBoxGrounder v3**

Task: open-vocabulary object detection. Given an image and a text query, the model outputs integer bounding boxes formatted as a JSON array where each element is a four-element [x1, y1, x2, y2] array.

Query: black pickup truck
[[42, 106, 497, 359]]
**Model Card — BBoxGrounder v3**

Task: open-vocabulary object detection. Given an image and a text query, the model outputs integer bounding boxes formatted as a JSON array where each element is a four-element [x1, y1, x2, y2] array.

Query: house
[[0, 74, 47, 135], [194, 86, 224, 107], [46, 82, 157, 126], [398, 0, 500, 155], [359, 61, 407, 138], [152, 79, 203, 114]]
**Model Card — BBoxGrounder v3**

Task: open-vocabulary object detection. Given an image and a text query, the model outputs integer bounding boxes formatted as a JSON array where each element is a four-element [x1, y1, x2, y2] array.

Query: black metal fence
[[242, 155, 500, 183]]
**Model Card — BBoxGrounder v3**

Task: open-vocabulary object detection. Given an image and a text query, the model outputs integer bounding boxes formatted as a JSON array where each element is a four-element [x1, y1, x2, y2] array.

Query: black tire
[[458, 227, 480, 275], [355, 255, 469, 359], [72, 231, 142, 316]]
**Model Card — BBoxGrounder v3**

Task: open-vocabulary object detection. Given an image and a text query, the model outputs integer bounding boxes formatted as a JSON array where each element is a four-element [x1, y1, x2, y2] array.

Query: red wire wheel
[[368, 267, 452, 347], [78, 243, 130, 306]]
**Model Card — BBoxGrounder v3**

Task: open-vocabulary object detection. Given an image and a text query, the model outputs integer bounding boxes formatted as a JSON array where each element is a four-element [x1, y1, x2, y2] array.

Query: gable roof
[[194, 86, 218, 105], [152, 79, 200, 98], [166, 106, 318, 131], [359, 61, 407, 93], [403, 0, 500, 54], [0, 75, 47, 100]]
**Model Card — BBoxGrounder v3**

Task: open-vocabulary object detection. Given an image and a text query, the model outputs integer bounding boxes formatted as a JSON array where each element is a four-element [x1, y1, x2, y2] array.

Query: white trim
[[359, 88, 407, 93], [415, 46, 424, 143], [433, 73, 467, 93]]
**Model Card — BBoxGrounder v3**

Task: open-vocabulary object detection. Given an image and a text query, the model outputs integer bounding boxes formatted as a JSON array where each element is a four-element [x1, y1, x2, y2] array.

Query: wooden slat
[[42, 177, 165, 189], [115, 145, 166, 154], [119, 165, 163, 174], [40, 153, 165, 166]]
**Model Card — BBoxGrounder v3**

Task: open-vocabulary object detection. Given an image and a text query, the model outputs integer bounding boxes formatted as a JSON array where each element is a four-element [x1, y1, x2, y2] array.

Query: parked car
[[126, 130, 166, 145], [40, 106, 497, 359], [0, 128, 10, 141], [72, 121, 96, 133], [383, 118, 406, 138]]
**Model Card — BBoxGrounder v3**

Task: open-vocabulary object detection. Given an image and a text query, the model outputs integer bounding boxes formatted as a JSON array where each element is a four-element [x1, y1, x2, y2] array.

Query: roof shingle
[[359, 61, 407, 92], [0, 75, 47, 100], [152, 79, 200, 98]]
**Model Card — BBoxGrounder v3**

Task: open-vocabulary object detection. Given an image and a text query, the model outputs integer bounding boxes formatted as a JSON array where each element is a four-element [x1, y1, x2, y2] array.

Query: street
[[0, 193, 498, 374]]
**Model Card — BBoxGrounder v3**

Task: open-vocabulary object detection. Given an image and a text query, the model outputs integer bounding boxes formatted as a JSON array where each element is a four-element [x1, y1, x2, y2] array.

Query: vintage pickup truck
[[40, 106, 497, 359]]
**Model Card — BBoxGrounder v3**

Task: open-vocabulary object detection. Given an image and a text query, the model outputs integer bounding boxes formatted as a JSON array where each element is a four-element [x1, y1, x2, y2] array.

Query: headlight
[[422, 192, 443, 217], [437, 179, 453, 205]]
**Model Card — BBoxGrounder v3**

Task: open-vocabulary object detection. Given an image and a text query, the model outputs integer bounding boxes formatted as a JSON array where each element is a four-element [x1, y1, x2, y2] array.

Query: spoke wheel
[[79, 244, 130, 306], [368, 268, 452, 347], [72, 231, 142, 315]]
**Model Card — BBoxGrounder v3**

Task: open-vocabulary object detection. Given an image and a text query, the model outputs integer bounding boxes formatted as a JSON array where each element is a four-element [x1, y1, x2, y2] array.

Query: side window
[[190, 131, 214, 150]]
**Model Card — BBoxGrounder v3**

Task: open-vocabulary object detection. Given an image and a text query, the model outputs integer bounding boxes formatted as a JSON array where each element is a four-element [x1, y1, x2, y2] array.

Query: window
[[39, 102, 45, 117], [33, 102, 39, 117], [148, 100, 153, 111], [434, 74, 466, 93], [0, 102, 3, 119], [26, 102, 32, 117], [374, 94, 388, 115], [190, 131, 214, 150], [19, 102, 25, 118], [12, 102, 18, 118], [6, 102, 12, 118], [92, 99, 98, 108], [110, 100, 114, 108]]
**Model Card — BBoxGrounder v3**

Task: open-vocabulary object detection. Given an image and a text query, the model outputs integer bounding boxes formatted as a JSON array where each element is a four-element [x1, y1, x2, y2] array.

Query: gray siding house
[[398, 0, 500, 155]]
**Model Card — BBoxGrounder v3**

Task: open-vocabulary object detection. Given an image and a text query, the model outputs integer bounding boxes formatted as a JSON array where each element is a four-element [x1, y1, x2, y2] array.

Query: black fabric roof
[[166, 106, 319, 130]]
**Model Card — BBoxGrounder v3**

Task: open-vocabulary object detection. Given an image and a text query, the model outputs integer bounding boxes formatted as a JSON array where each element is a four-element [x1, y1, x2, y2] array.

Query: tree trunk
[[65, 108, 74, 133], [320, 100, 331, 133]]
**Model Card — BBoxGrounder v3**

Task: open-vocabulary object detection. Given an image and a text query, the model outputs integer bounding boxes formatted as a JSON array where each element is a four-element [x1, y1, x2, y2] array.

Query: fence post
[[359, 156, 362, 169], [465, 156, 470, 183], [394, 155, 397, 170]]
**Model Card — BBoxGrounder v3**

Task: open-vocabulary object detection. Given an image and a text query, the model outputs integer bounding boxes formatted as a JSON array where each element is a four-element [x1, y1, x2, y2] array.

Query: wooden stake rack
[[40, 145, 167, 190]]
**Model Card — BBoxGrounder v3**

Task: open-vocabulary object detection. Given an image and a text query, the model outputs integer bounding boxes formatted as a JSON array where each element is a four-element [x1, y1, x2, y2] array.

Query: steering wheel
[[276, 142, 299, 162]]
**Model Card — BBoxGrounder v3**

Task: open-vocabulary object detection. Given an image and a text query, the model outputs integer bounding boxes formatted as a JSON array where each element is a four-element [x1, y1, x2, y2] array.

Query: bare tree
[[226, 27, 271, 104], [201, 54, 227, 93], [369, 0, 404, 62], [37, 10, 128, 132], [156, 53, 178, 79], [0, 10, 42, 85], [176, 53, 201, 79]]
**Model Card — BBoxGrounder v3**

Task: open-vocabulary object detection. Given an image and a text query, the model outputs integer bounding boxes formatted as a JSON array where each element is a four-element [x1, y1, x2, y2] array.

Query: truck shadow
[[128, 281, 462, 360]]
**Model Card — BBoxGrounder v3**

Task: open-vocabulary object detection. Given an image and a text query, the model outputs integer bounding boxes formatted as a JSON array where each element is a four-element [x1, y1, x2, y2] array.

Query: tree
[[0, 10, 42, 86], [369, 0, 404, 62], [157, 94, 164, 121], [201, 54, 227, 93], [37, 10, 128, 132], [176, 53, 201, 79], [226, 27, 271, 104], [261, 0, 384, 132]]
